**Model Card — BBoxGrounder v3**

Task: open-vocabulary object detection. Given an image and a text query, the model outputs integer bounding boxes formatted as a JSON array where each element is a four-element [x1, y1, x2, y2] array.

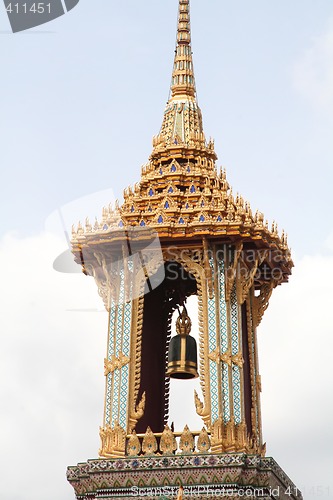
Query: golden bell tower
[[67, 1, 302, 498]]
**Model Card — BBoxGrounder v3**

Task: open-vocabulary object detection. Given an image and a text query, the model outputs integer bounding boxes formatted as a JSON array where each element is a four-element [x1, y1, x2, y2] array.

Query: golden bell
[[166, 308, 199, 380]]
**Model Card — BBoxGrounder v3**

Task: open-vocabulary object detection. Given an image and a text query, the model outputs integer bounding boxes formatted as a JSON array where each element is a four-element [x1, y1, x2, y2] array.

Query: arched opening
[[168, 294, 203, 431], [136, 261, 197, 434]]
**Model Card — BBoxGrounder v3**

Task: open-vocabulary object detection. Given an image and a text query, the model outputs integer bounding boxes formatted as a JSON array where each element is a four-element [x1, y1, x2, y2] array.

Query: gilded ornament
[[126, 430, 141, 457], [221, 350, 233, 367], [211, 417, 224, 453], [224, 419, 236, 453], [128, 392, 146, 434], [253, 282, 274, 328], [256, 375, 262, 393], [69, 0, 294, 470], [203, 237, 214, 299], [179, 425, 195, 454], [225, 242, 243, 302], [235, 421, 248, 453], [208, 347, 222, 365], [160, 425, 177, 455], [260, 442, 267, 457], [232, 352, 244, 369], [104, 353, 130, 376], [142, 427, 158, 456], [238, 258, 259, 305], [208, 348, 243, 368], [194, 390, 208, 419], [197, 427, 211, 453], [99, 422, 126, 458]]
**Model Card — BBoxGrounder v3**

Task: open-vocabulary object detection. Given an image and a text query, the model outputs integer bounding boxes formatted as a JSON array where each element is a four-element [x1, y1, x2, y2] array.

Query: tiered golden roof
[[72, 0, 292, 285]]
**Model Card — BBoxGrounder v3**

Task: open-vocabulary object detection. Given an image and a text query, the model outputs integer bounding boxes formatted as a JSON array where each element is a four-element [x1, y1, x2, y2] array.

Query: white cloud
[[0, 232, 107, 500], [259, 253, 333, 498], [325, 232, 333, 251], [1, 232, 332, 499], [293, 20, 333, 114]]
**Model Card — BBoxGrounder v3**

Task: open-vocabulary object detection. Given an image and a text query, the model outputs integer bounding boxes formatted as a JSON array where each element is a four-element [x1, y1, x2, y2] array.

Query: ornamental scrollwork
[[253, 282, 274, 328], [99, 421, 126, 458], [160, 425, 177, 455], [128, 392, 146, 433], [208, 348, 244, 368], [238, 258, 259, 305], [104, 353, 130, 376]]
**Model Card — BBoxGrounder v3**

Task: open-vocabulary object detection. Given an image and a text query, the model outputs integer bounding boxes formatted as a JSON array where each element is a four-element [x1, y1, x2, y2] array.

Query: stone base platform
[[67, 453, 302, 500]]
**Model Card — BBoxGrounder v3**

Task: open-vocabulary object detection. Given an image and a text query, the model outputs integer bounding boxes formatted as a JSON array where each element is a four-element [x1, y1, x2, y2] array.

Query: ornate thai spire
[[151, 0, 216, 160], [171, 0, 196, 98]]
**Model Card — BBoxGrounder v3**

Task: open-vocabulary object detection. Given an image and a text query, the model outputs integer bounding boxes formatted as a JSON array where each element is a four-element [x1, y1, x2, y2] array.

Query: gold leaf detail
[[221, 350, 233, 367], [208, 349, 243, 368], [211, 417, 224, 453], [160, 425, 177, 455], [104, 353, 130, 376], [142, 427, 158, 456], [126, 430, 141, 457], [99, 422, 126, 458], [232, 352, 244, 368], [238, 258, 259, 305], [179, 425, 195, 454], [208, 348, 223, 364], [225, 242, 243, 301], [235, 421, 248, 453], [194, 390, 209, 422], [197, 427, 211, 453], [253, 282, 274, 328], [224, 419, 236, 452]]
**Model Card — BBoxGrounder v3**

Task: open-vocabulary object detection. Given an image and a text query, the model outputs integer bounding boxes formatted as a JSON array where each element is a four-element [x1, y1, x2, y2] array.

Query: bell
[[166, 307, 199, 379]]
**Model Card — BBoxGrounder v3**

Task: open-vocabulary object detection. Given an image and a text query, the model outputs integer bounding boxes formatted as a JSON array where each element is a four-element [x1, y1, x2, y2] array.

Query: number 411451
[[6, 3, 51, 14]]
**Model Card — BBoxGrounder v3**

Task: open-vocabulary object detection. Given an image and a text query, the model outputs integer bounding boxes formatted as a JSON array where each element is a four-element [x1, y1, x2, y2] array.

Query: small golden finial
[[171, 0, 196, 98], [177, 486, 184, 500], [281, 229, 286, 246], [85, 217, 92, 232], [176, 307, 192, 335]]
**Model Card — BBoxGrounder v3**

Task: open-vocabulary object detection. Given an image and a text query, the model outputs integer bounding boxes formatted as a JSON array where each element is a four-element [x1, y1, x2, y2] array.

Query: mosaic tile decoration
[[208, 256, 219, 423], [105, 267, 132, 428], [67, 454, 303, 500], [230, 284, 242, 424], [112, 369, 121, 425], [217, 255, 230, 423], [105, 305, 116, 425], [249, 302, 259, 435]]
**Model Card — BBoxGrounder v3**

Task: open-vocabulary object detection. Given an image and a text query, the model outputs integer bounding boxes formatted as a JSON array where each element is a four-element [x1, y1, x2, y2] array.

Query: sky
[[0, 0, 333, 499]]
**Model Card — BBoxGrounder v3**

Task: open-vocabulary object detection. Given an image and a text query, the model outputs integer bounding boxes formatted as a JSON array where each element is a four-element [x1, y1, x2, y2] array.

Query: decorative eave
[[72, 158, 292, 287]]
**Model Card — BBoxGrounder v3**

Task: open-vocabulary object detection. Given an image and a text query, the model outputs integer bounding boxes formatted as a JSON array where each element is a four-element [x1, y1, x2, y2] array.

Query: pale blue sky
[[1, 2, 333, 500], [1, 0, 333, 255]]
